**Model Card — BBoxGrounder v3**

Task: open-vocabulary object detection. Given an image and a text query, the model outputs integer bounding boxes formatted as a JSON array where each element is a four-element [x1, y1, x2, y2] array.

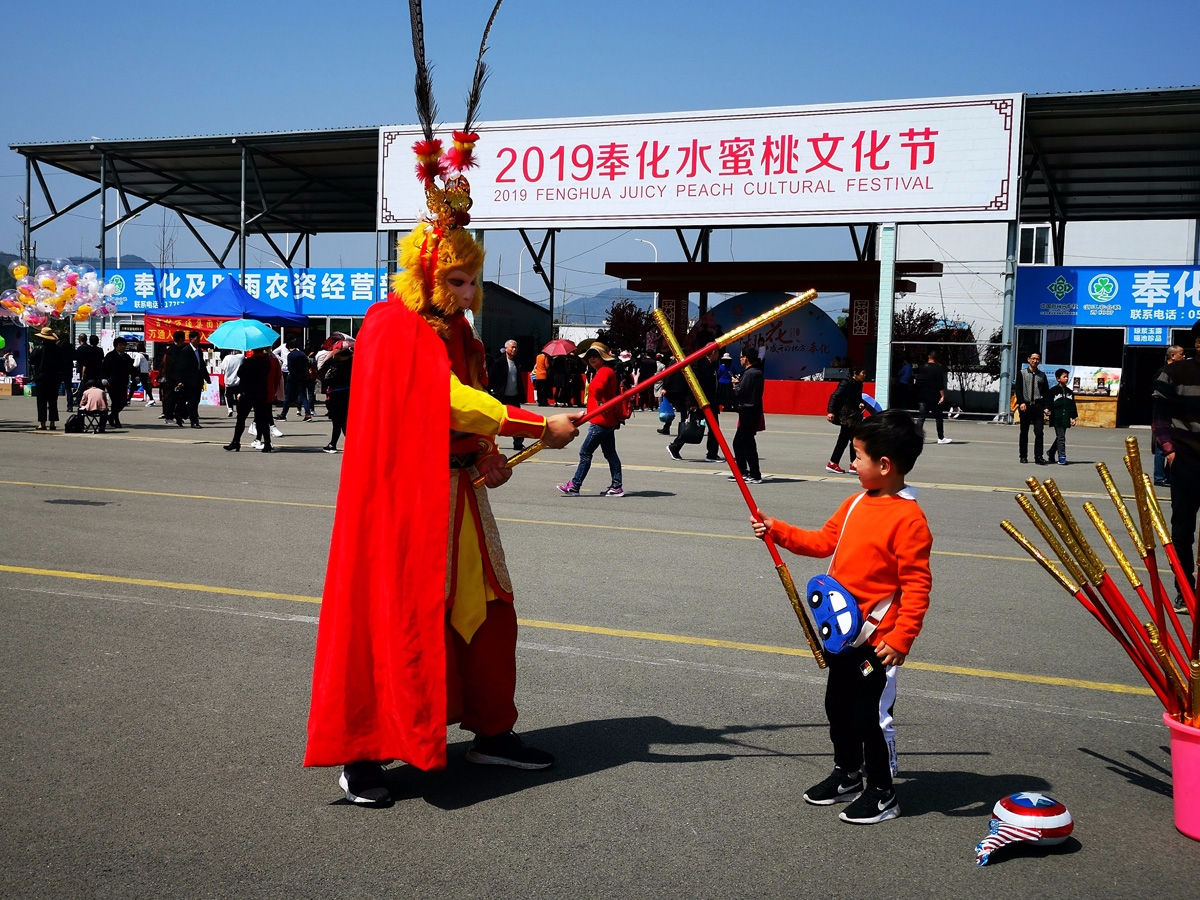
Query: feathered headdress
[[395, 0, 503, 334]]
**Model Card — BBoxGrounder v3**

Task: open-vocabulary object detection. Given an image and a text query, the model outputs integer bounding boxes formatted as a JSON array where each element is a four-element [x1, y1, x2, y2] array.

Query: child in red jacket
[[753, 410, 932, 824]]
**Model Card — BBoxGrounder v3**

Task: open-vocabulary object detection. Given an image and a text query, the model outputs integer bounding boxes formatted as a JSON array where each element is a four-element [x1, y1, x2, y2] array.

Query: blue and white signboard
[[104, 267, 389, 317], [1017, 266, 1200, 334]]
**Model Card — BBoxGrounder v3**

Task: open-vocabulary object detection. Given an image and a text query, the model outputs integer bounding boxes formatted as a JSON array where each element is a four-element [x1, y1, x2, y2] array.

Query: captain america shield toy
[[974, 793, 1074, 865]]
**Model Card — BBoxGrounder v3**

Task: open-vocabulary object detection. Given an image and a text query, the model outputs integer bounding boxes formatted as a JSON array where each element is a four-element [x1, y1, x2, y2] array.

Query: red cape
[[304, 301, 451, 770]]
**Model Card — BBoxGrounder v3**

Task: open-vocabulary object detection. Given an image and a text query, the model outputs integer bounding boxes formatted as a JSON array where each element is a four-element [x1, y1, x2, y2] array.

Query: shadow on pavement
[[897, 768, 1048, 817], [1077, 746, 1172, 797], [974, 837, 1082, 866], [384, 716, 822, 810]]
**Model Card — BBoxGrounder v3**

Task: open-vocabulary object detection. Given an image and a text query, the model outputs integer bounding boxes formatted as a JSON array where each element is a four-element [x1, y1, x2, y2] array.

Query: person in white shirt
[[220, 350, 244, 418], [129, 341, 155, 406]]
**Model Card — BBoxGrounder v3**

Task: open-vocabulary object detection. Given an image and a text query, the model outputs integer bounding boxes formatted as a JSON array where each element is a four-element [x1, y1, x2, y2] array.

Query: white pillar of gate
[[874, 223, 897, 409]]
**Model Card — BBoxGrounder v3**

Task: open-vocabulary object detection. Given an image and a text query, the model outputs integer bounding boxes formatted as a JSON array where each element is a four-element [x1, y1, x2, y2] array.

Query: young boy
[[1045, 368, 1078, 465], [752, 410, 932, 824]]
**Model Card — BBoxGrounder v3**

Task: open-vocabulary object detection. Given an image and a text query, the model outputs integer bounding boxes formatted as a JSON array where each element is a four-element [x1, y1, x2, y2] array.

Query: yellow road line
[[1, 480, 1037, 562], [0, 480, 335, 509], [0, 562, 1152, 697], [0, 563, 318, 603]]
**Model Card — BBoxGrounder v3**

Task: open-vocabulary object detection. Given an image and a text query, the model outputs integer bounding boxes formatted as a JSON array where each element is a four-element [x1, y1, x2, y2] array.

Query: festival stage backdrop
[[708, 292, 847, 380]]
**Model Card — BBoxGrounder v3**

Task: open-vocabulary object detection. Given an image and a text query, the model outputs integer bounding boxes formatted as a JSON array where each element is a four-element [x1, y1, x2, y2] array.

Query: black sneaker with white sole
[[839, 785, 899, 824], [803, 767, 863, 805], [666, 444, 683, 460], [464, 730, 554, 770], [338, 761, 391, 806]]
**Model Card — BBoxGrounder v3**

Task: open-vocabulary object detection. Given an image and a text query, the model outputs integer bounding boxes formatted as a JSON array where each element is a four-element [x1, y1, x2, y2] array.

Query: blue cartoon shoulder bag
[[805, 492, 895, 655]]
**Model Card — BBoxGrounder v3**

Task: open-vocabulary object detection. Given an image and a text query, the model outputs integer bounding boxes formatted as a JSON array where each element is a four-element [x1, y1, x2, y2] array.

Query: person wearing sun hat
[[557, 341, 627, 498], [29, 326, 68, 431]]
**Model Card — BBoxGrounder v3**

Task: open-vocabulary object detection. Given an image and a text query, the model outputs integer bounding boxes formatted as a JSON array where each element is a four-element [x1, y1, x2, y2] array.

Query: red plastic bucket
[[1164, 712, 1200, 840]]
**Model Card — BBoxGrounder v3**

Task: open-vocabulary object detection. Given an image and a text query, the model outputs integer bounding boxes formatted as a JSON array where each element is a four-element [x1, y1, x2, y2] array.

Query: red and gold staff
[[475, 289, 819, 488], [651, 307, 826, 668]]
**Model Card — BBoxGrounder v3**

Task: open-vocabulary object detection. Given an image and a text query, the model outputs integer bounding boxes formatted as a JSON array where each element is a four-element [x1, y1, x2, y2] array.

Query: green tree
[[596, 298, 655, 353]]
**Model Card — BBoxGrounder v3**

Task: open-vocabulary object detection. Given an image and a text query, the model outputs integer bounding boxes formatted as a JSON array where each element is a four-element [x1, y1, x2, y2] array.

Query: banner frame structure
[[378, 93, 1025, 233]]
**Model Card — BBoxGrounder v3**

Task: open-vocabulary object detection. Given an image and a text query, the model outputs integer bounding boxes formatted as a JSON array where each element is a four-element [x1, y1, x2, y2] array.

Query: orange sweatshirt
[[768, 489, 933, 655]]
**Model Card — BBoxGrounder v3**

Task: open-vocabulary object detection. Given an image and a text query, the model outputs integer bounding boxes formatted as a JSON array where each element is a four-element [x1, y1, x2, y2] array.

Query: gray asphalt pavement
[[1, 395, 1197, 898]]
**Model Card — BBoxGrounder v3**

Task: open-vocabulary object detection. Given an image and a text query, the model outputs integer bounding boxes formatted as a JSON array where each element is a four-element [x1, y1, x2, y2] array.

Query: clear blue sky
[[4, 0, 1197, 312]]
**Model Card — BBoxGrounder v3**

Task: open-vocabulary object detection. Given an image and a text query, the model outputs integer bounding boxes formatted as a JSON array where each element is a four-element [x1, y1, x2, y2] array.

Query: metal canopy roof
[[10, 87, 1200, 247], [1021, 87, 1200, 223], [12, 127, 381, 236]]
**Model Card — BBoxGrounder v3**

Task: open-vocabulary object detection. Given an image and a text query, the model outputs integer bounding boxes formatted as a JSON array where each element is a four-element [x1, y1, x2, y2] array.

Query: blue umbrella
[[862, 392, 882, 413], [206, 318, 279, 351]]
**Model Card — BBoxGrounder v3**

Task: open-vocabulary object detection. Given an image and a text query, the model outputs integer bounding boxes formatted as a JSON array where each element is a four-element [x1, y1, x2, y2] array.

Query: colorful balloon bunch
[[1, 258, 118, 326]]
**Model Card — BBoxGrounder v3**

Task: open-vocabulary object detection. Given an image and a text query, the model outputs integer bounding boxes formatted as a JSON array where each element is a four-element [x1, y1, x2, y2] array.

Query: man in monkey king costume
[[304, 1, 580, 805]]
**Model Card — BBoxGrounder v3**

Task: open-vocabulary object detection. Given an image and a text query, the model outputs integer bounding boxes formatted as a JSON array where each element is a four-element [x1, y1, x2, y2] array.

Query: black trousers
[[35, 385, 59, 423], [178, 383, 202, 424], [1018, 403, 1045, 461], [830, 423, 857, 465], [326, 391, 349, 447], [669, 410, 721, 459], [1169, 447, 1200, 598], [916, 399, 944, 439], [230, 396, 274, 448], [826, 643, 893, 790], [108, 381, 129, 423], [163, 382, 180, 421], [732, 417, 760, 479]]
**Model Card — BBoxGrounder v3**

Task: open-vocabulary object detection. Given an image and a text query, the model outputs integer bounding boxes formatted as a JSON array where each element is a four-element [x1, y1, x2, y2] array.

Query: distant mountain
[[557, 287, 698, 324], [0, 250, 151, 269]]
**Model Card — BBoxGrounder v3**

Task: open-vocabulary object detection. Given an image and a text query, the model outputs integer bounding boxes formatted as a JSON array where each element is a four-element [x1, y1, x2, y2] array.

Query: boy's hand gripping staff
[[651, 307, 827, 669], [473, 290, 819, 489]]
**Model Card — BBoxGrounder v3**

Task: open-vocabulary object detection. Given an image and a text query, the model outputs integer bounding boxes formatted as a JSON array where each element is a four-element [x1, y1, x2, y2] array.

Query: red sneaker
[[825, 462, 846, 474], [849, 464, 858, 474]]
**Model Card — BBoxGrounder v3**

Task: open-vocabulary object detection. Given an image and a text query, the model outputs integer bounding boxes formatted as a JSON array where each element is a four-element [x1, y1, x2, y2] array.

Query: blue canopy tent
[[147, 277, 307, 326]]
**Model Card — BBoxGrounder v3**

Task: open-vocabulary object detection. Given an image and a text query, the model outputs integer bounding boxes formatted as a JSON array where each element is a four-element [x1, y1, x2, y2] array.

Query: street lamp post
[[517, 244, 527, 296], [634, 238, 660, 315], [115, 211, 142, 270]]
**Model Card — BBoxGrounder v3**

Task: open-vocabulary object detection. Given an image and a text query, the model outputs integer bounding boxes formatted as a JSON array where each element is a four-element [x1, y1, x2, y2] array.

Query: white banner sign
[[378, 94, 1023, 230]]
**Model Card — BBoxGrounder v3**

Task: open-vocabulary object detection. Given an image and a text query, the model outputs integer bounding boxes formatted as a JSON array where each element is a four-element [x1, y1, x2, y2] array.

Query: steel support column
[[98, 153, 107, 283], [996, 220, 1019, 423], [238, 145, 247, 281], [23, 157, 31, 263], [873, 223, 897, 409]]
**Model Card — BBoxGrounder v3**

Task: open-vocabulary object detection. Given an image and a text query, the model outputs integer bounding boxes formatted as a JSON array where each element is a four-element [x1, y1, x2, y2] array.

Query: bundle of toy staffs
[[1000, 436, 1199, 725], [473, 288, 827, 668]]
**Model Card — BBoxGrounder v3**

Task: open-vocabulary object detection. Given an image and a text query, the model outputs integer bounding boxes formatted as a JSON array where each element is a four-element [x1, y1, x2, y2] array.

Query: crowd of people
[[24, 326, 354, 454]]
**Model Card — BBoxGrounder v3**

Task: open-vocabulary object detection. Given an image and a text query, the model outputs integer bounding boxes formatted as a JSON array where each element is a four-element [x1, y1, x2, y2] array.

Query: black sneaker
[[666, 444, 683, 460], [465, 730, 554, 770], [338, 761, 391, 806], [1175, 594, 1190, 615], [803, 767, 863, 805], [839, 785, 899, 824]]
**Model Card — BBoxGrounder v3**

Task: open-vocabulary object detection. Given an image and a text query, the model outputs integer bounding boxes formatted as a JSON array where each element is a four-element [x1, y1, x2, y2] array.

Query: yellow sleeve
[[450, 373, 507, 435], [449, 373, 549, 440]]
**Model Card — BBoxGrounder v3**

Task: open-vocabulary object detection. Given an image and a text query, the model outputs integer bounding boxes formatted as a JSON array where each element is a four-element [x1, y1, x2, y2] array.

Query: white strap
[[828, 491, 867, 574], [830, 491, 896, 648]]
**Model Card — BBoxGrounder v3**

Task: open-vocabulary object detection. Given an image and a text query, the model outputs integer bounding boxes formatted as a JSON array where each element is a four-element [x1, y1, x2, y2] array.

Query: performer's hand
[[875, 640, 906, 667], [543, 412, 582, 449], [475, 454, 512, 489], [751, 514, 772, 539]]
